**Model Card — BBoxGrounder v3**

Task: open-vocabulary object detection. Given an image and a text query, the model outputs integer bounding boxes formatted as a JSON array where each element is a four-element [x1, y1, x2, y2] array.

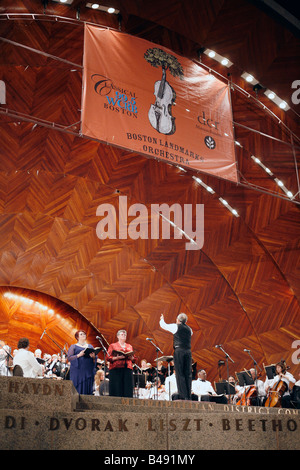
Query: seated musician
[[144, 377, 167, 400], [265, 361, 296, 408], [164, 371, 178, 400], [237, 368, 266, 406], [291, 371, 300, 409], [140, 359, 154, 382], [227, 375, 243, 404], [156, 360, 167, 385], [192, 369, 227, 404]]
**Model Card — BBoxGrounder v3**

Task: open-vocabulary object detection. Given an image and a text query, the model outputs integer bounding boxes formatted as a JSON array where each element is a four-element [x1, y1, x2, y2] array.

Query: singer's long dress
[[67, 344, 95, 395]]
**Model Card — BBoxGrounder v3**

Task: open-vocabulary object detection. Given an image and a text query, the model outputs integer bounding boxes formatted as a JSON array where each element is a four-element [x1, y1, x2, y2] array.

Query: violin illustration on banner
[[144, 48, 184, 135]]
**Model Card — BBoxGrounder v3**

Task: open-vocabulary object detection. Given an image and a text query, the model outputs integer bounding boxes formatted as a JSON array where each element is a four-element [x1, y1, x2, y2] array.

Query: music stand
[[156, 355, 173, 379], [264, 364, 276, 380], [132, 364, 144, 398], [236, 370, 254, 387], [147, 341, 163, 400], [236, 370, 254, 404], [134, 373, 146, 389], [215, 381, 236, 396]]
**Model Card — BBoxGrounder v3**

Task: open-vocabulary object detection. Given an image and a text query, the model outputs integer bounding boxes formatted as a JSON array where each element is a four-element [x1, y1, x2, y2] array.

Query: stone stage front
[[0, 376, 299, 450]]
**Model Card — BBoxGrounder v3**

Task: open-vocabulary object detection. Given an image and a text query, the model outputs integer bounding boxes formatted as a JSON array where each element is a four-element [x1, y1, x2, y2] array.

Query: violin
[[265, 376, 287, 408], [148, 65, 176, 135]]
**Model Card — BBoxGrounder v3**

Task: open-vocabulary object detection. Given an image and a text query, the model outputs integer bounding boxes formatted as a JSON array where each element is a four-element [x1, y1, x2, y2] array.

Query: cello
[[236, 385, 257, 406], [264, 360, 290, 408], [148, 65, 176, 135], [265, 376, 287, 407], [236, 368, 261, 406]]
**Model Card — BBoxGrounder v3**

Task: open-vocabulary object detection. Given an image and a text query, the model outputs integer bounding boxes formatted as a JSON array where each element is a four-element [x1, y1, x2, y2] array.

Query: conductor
[[159, 313, 192, 400]]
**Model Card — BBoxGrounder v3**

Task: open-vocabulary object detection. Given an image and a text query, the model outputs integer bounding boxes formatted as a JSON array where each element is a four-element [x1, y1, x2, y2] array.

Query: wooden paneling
[[0, 0, 299, 384]]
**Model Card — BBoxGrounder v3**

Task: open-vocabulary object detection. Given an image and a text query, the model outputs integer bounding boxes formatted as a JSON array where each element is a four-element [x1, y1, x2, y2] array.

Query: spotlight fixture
[[251, 155, 294, 199], [274, 178, 294, 198], [251, 155, 274, 176], [51, 0, 74, 4], [192, 176, 240, 217], [241, 71, 259, 86], [218, 198, 239, 217], [203, 49, 233, 68], [264, 89, 290, 111], [192, 176, 215, 194], [86, 3, 120, 13]]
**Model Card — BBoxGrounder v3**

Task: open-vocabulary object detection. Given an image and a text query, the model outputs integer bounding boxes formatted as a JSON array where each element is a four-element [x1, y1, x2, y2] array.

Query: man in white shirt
[[192, 369, 216, 400], [13, 338, 43, 378], [192, 369, 227, 403]]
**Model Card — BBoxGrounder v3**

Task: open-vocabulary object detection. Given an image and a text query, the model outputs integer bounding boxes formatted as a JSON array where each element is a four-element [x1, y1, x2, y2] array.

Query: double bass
[[148, 65, 176, 135]]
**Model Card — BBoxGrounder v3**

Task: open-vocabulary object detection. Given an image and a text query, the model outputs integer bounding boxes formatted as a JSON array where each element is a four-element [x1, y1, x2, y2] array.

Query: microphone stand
[[0, 346, 13, 376], [133, 363, 142, 398], [245, 349, 262, 404], [40, 329, 65, 357], [96, 336, 108, 381], [219, 345, 234, 402], [147, 339, 163, 400]]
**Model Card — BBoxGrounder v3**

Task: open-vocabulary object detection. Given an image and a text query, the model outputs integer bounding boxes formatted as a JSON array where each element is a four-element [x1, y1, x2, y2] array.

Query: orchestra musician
[[145, 377, 167, 400], [226, 375, 243, 404], [291, 371, 300, 409], [192, 369, 227, 404], [236, 368, 266, 406], [107, 329, 136, 398], [156, 360, 167, 385], [265, 361, 296, 408], [0, 342, 13, 376], [13, 337, 43, 378], [140, 358, 154, 383], [164, 370, 178, 400]]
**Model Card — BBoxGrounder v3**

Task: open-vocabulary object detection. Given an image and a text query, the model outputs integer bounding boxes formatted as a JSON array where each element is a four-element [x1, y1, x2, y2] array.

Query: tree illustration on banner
[[145, 48, 184, 135]]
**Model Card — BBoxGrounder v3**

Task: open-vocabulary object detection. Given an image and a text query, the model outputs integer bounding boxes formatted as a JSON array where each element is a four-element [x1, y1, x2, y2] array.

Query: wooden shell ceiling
[[0, 0, 299, 383]]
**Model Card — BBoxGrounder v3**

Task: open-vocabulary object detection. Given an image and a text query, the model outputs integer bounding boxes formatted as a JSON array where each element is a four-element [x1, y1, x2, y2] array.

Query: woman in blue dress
[[67, 330, 96, 395]]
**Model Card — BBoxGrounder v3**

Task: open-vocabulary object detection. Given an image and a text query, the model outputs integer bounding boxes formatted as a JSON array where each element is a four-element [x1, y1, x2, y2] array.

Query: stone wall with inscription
[[0, 377, 299, 450]]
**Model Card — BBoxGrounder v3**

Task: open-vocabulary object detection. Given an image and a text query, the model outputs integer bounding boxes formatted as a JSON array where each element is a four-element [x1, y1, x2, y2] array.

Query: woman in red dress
[[107, 329, 136, 397]]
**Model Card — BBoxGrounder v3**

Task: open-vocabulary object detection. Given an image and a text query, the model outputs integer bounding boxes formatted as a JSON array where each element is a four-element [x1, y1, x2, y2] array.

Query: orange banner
[[82, 25, 237, 182]]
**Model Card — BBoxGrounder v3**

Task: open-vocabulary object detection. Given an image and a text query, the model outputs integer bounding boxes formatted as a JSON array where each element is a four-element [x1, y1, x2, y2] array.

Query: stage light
[[275, 178, 284, 187], [264, 89, 290, 111], [241, 71, 259, 86], [192, 176, 216, 194], [86, 3, 120, 14], [251, 155, 274, 176], [219, 198, 239, 217], [251, 156, 294, 199], [51, 0, 74, 4], [203, 49, 233, 68]]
